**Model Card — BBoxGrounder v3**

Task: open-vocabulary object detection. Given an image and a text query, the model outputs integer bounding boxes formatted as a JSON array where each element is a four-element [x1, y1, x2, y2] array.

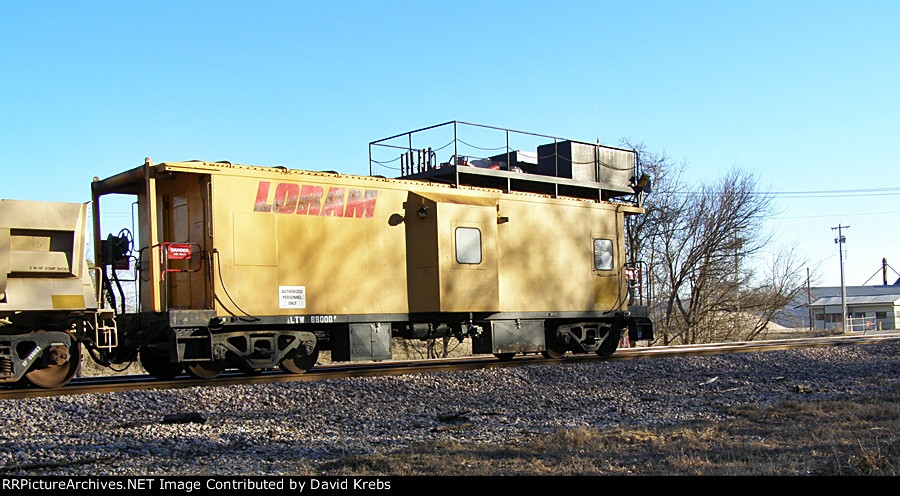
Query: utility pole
[[807, 267, 812, 331], [832, 225, 849, 333]]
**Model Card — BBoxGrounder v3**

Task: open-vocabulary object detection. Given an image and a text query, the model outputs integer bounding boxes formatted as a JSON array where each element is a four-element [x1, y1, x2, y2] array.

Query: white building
[[808, 287, 900, 332]]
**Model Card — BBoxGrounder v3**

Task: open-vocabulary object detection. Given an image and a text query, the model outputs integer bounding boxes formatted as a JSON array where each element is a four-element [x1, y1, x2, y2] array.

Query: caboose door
[[404, 192, 500, 313], [160, 175, 211, 310]]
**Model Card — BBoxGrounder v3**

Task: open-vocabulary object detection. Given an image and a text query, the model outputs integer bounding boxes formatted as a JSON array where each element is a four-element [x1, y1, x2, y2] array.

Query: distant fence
[[847, 316, 880, 333]]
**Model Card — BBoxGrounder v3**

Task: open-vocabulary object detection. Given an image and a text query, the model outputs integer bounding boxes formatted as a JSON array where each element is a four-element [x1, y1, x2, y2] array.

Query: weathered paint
[[253, 180, 378, 218]]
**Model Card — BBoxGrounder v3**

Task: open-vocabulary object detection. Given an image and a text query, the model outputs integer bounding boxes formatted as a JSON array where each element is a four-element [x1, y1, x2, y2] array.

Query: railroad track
[[3, 333, 899, 400]]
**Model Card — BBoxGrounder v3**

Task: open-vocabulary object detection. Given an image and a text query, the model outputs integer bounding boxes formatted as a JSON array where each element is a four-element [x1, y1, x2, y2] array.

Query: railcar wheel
[[25, 341, 82, 389], [542, 338, 567, 359], [542, 347, 566, 359], [279, 347, 319, 374], [185, 361, 227, 379], [493, 353, 516, 361], [139, 349, 183, 380], [595, 327, 622, 357]]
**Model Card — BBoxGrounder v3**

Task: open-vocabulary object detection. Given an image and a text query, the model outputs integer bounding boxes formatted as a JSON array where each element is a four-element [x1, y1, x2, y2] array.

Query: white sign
[[279, 286, 306, 309]]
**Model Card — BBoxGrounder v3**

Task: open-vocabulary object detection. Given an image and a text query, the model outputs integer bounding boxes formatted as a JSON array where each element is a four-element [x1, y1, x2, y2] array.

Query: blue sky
[[2, 1, 898, 287]]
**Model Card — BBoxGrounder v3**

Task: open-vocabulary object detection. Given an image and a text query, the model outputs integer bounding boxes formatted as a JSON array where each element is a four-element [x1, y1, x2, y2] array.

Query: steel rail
[[2, 333, 898, 400]]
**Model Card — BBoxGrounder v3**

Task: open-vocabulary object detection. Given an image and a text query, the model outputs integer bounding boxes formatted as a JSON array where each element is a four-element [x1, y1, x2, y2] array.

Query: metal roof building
[[808, 291, 900, 332]]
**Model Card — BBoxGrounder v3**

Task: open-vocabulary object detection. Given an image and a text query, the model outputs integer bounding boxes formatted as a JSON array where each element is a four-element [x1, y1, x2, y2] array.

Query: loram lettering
[[253, 180, 377, 218]]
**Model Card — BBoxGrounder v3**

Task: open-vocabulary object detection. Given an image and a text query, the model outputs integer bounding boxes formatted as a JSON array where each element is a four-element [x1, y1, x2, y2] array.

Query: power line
[[658, 187, 900, 198], [768, 187, 900, 195], [774, 210, 900, 220]]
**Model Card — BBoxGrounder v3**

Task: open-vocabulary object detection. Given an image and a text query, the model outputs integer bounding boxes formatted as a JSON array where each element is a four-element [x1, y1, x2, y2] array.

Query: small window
[[876, 311, 887, 319], [593, 239, 614, 271], [814, 313, 824, 321], [455, 227, 482, 264]]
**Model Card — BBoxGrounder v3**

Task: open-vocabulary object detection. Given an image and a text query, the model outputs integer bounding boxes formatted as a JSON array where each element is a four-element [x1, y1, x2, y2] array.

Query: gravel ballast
[[1, 341, 898, 475]]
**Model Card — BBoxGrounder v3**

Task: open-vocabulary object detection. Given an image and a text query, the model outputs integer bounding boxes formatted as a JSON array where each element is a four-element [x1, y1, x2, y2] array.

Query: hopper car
[[1, 121, 652, 388]]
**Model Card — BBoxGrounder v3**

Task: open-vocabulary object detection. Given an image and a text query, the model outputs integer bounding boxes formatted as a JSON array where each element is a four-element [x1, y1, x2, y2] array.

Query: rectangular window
[[876, 311, 887, 319], [593, 239, 614, 271], [455, 227, 482, 264], [815, 313, 824, 321]]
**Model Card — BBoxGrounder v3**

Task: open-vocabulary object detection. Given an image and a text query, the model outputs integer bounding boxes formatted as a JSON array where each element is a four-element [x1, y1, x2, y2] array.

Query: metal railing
[[368, 120, 638, 182]]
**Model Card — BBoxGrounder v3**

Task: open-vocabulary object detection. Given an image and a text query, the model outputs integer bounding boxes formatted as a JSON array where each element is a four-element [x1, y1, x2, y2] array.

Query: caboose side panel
[[494, 196, 625, 314], [211, 173, 411, 317], [208, 172, 628, 318]]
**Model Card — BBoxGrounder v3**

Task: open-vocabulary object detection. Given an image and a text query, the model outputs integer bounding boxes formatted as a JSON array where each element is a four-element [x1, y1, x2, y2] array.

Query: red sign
[[166, 243, 193, 260]]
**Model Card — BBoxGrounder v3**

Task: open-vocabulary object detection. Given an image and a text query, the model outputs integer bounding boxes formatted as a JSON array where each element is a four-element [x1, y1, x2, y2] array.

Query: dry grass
[[72, 331, 899, 476], [317, 385, 900, 476]]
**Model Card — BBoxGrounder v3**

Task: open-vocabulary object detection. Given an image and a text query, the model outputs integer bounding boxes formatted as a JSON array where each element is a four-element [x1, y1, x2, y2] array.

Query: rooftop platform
[[369, 121, 647, 203]]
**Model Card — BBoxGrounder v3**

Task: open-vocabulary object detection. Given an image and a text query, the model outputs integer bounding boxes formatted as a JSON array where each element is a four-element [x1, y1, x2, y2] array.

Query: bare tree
[[395, 336, 464, 359], [625, 143, 807, 344], [737, 247, 809, 339]]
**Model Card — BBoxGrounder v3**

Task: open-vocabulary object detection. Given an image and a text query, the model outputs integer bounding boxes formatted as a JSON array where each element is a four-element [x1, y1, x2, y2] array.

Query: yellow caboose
[[91, 122, 652, 379]]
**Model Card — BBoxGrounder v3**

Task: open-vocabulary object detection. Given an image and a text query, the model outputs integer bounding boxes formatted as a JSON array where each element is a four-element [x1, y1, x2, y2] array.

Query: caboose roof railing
[[369, 121, 640, 203]]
